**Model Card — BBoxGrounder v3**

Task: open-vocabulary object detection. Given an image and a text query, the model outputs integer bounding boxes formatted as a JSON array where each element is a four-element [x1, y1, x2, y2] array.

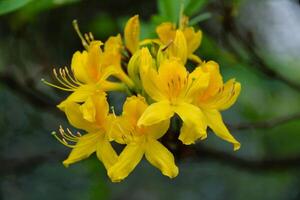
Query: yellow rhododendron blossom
[[194, 61, 241, 150], [138, 48, 210, 144], [44, 40, 132, 109], [46, 13, 242, 182], [156, 16, 202, 63], [108, 96, 178, 182], [53, 92, 118, 170]]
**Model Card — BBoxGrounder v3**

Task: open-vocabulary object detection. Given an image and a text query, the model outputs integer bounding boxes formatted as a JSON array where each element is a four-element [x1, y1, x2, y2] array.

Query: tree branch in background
[[193, 145, 300, 171], [228, 112, 300, 130]]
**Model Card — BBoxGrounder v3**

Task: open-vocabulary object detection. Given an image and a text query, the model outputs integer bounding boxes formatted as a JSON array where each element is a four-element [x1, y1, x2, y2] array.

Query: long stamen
[[59, 68, 79, 88], [42, 67, 82, 92], [64, 67, 82, 86], [72, 19, 89, 49], [52, 131, 76, 148], [41, 78, 74, 91]]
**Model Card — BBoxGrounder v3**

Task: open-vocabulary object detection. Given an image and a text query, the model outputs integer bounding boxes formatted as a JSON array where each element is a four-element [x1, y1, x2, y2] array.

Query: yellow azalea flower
[[156, 29, 188, 65], [124, 15, 140, 55], [156, 16, 202, 63], [52, 92, 118, 169], [194, 61, 241, 150], [137, 48, 210, 145], [108, 95, 178, 182], [43, 40, 130, 109]]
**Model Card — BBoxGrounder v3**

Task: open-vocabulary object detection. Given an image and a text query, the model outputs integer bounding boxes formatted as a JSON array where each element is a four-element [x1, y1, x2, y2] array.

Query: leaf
[[184, 0, 208, 16], [157, 0, 182, 23], [0, 0, 33, 15]]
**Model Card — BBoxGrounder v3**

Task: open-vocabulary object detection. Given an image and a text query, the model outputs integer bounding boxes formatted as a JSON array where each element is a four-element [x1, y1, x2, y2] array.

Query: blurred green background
[[1, 0, 300, 199]]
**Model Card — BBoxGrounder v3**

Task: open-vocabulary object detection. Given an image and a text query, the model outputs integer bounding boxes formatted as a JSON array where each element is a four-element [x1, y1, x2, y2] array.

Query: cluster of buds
[[44, 15, 241, 182]]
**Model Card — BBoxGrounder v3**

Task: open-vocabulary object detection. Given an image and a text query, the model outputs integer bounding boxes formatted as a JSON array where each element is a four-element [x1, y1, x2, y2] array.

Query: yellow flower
[[194, 61, 241, 150], [156, 16, 202, 63], [108, 96, 178, 182], [53, 92, 118, 169], [137, 48, 210, 145], [43, 40, 130, 109]]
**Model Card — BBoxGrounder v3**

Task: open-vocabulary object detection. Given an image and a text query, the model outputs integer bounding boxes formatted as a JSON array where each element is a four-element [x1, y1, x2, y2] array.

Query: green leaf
[[157, 0, 182, 23], [0, 0, 33, 15], [184, 0, 208, 16]]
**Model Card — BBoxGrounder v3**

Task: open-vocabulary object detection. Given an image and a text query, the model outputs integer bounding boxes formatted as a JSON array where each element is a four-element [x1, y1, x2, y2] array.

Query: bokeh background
[[1, 0, 300, 199]]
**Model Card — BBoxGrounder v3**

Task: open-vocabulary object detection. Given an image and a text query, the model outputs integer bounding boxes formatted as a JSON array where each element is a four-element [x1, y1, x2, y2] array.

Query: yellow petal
[[146, 119, 170, 140], [185, 66, 210, 100], [167, 30, 188, 64], [96, 134, 118, 169], [57, 84, 97, 110], [86, 41, 103, 82], [62, 102, 95, 132], [137, 101, 174, 126], [80, 96, 96, 123], [200, 61, 224, 100], [123, 95, 148, 125], [145, 139, 178, 178], [92, 92, 109, 126], [219, 81, 241, 111], [124, 15, 140, 54], [203, 109, 240, 151], [63, 132, 101, 167], [156, 22, 176, 44], [71, 51, 89, 83], [184, 28, 202, 55], [104, 34, 123, 52], [174, 103, 207, 144], [179, 122, 207, 145], [108, 144, 144, 182], [140, 65, 166, 101]]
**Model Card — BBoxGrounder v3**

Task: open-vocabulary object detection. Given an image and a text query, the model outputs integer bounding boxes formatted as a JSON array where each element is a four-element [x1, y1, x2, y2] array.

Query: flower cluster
[[44, 15, 241, 182]]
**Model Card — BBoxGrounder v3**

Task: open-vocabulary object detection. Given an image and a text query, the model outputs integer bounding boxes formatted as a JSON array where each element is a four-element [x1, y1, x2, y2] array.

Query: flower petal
[[71, 51, 89, 83], [57, 84, 97, 110], [156, 22, 176, 44], [146, 119, 170, 140], [203, 109, 240, 150], [96, 134, 118, 170], [138, 101, 174, 126], [218, 81, 241, 111], [63, 132, 101, 167], [61, 102, 95, 132], [174, 103, 207, 144], [80, 96, 96, 123], [124, 15, 140, 54], [140, 66, 166, 101], [184, 27, 202, 55], [179, 122, 207, 145], [145, 139, 178, 178], [123, 95, 148, 124], [200, 61, 224, 100], [167, 30, 188, 64], [108, 144, 144, 182]]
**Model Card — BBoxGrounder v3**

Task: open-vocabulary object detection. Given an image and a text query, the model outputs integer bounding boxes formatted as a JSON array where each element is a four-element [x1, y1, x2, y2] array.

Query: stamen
[[51, 131, 76, 148], [162, 40, 173, 51], [41, 78, 74, 91], [64, 67, 82, 86], [72, 19, 89, 49], [84, 33, 91, 44], [89, 32, 94, 41]]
